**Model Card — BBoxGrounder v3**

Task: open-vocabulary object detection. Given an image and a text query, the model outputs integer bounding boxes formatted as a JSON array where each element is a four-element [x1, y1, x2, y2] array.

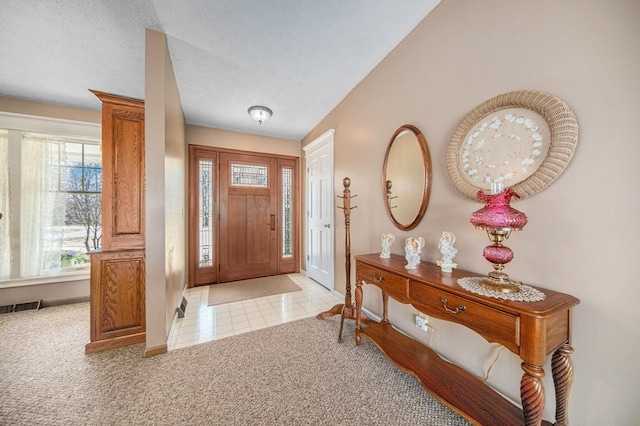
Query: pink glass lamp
[[470, 186, 528, 293]]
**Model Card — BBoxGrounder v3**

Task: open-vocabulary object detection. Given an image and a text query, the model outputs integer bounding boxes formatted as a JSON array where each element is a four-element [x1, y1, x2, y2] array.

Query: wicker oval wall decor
[[446, 90, 578, 200]]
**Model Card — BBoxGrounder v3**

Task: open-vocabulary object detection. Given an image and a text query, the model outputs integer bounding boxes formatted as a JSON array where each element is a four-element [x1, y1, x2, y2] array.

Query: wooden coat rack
[[317, 177, 365, 341]]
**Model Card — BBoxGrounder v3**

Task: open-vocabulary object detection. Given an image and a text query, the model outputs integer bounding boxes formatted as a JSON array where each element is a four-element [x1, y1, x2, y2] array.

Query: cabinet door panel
[[99, 95, 145, 251], [90, 250, 145, 342], [112, 114, 144, 239]]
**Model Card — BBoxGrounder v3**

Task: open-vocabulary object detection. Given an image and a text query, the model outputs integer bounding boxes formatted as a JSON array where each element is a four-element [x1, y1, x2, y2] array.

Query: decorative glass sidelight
[[282, 167, 293, 258], [198, 159, 214, 266], [230, 163, 268, 187]]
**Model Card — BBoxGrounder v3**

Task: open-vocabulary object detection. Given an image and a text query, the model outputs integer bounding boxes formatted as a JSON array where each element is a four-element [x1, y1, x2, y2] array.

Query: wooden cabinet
[[85, 91, 145, 355], [354, 253, 579, 426]]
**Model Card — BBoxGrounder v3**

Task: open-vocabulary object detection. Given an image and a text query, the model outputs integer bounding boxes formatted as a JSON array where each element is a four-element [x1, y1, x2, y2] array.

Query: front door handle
[[270, 214, 276, 230]]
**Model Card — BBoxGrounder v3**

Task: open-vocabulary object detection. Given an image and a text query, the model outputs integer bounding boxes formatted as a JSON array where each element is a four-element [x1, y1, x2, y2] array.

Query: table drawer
[[357, 263, 408, 301], [409, 281, 520, 349]]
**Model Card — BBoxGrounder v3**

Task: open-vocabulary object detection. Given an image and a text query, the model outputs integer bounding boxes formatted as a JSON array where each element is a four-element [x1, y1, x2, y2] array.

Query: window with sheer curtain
[[0, 130, 9, 280], [1, 127, 101, 281]]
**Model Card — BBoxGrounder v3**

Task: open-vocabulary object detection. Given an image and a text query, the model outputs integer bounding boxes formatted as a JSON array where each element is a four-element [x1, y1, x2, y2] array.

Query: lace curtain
[[20, 135, 66, 276], [0, 130, 9, 279]]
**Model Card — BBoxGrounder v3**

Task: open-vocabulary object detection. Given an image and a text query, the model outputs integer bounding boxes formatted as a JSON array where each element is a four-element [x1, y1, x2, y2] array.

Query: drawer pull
[[371, 271, 385, 283], [441, 297, 466, 314]]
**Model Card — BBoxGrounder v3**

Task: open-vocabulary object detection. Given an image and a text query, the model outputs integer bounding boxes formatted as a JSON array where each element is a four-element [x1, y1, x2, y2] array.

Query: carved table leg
[[381, 292, 389, 324], [355, 280, 363, 345], [552, 343, 574, 426], [337, 304, 348, 343], [521, 362, 545, 426], [316, 303, 344, 320]]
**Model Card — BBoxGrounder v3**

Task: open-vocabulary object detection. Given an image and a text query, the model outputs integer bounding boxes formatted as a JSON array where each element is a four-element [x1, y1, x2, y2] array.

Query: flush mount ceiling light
[[248, 105, 273, 125]]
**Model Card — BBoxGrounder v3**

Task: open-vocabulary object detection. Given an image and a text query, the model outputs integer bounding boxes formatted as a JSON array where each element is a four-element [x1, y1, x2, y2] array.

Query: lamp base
[[479, 271, 522, 293]]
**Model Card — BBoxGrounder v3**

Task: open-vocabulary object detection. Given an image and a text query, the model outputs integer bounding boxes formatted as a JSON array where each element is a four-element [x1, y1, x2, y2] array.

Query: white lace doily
[[457, 277, 546, 302]]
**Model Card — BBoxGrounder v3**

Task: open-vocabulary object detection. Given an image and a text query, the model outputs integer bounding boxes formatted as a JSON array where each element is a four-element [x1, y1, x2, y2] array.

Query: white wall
[[302, 1, 640, 424]]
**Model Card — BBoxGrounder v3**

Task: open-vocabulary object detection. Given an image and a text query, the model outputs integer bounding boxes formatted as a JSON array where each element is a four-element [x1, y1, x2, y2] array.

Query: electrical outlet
[[415, 314, 431, 333]]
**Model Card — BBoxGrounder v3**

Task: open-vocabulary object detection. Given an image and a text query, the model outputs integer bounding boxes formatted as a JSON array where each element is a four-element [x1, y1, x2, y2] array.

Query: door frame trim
[[303, 128, 335, 153], [188, 145, 300, 287]]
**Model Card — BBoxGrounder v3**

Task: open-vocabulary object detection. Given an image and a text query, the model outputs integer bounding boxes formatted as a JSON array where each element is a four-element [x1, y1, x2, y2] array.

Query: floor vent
[[0, 300, 42, 314], [177, 296, 188, 318]]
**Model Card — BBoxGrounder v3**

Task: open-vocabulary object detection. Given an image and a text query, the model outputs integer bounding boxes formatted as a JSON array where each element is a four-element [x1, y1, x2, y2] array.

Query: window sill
[[0, 269, 90, 288]]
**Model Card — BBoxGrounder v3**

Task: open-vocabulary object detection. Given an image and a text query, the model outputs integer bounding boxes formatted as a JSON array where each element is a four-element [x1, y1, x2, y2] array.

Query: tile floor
[[167, 273, 343, 351]]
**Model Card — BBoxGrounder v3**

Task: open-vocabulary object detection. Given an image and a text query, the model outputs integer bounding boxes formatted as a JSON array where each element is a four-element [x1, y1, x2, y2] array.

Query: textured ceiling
[[0, 1, 439, 140]]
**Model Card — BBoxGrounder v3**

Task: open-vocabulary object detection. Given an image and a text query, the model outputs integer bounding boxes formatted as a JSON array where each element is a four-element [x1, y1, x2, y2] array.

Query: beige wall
[[302, 1, 640, 424], [144, 29, 187, 354], [0, 96, 101, 124], [163, 39, 188, 347], [187, 124, 300, 156]]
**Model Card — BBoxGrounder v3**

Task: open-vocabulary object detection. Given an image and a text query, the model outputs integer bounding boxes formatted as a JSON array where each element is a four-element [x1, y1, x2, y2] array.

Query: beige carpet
[[0, 302, 471, 425], [208, 274, 302, 306]]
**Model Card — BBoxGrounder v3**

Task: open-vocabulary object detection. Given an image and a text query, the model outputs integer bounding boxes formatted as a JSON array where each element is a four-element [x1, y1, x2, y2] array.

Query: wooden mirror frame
[[382, 124, 432, 231], [446, 90, 579, 200]]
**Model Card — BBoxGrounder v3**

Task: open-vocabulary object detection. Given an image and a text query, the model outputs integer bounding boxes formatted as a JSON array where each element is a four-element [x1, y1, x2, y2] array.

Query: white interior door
[[304, 130, 334, 290]]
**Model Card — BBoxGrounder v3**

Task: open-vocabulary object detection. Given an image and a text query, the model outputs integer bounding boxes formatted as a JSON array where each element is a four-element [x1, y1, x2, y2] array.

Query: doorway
[[188, 145, 299, 287], [303, 130, 335, 291]]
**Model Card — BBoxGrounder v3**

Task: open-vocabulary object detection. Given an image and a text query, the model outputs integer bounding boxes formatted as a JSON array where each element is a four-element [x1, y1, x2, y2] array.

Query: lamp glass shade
[[248, 106, 273, 124], [470, 188, 528, 229]]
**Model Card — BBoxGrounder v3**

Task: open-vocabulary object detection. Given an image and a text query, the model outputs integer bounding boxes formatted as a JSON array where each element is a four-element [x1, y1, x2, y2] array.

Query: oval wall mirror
[[382, 124, 432, 231]]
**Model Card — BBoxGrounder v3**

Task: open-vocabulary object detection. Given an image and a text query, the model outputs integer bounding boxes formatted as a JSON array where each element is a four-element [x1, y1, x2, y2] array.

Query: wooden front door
[[188, 146, 299, 287], [218, 152, 278, 282]]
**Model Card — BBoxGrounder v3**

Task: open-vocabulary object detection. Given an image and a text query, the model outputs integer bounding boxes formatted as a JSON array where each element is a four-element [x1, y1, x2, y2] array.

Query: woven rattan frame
[[446, 90, 578, 200]]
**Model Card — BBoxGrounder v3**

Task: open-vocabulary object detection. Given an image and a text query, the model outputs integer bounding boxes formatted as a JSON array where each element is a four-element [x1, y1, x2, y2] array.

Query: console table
[[354, 253, 579, 426]]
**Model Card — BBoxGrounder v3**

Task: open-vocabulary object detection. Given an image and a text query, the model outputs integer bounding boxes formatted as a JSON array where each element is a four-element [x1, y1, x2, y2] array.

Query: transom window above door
[[230, 163, 268, 187]]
